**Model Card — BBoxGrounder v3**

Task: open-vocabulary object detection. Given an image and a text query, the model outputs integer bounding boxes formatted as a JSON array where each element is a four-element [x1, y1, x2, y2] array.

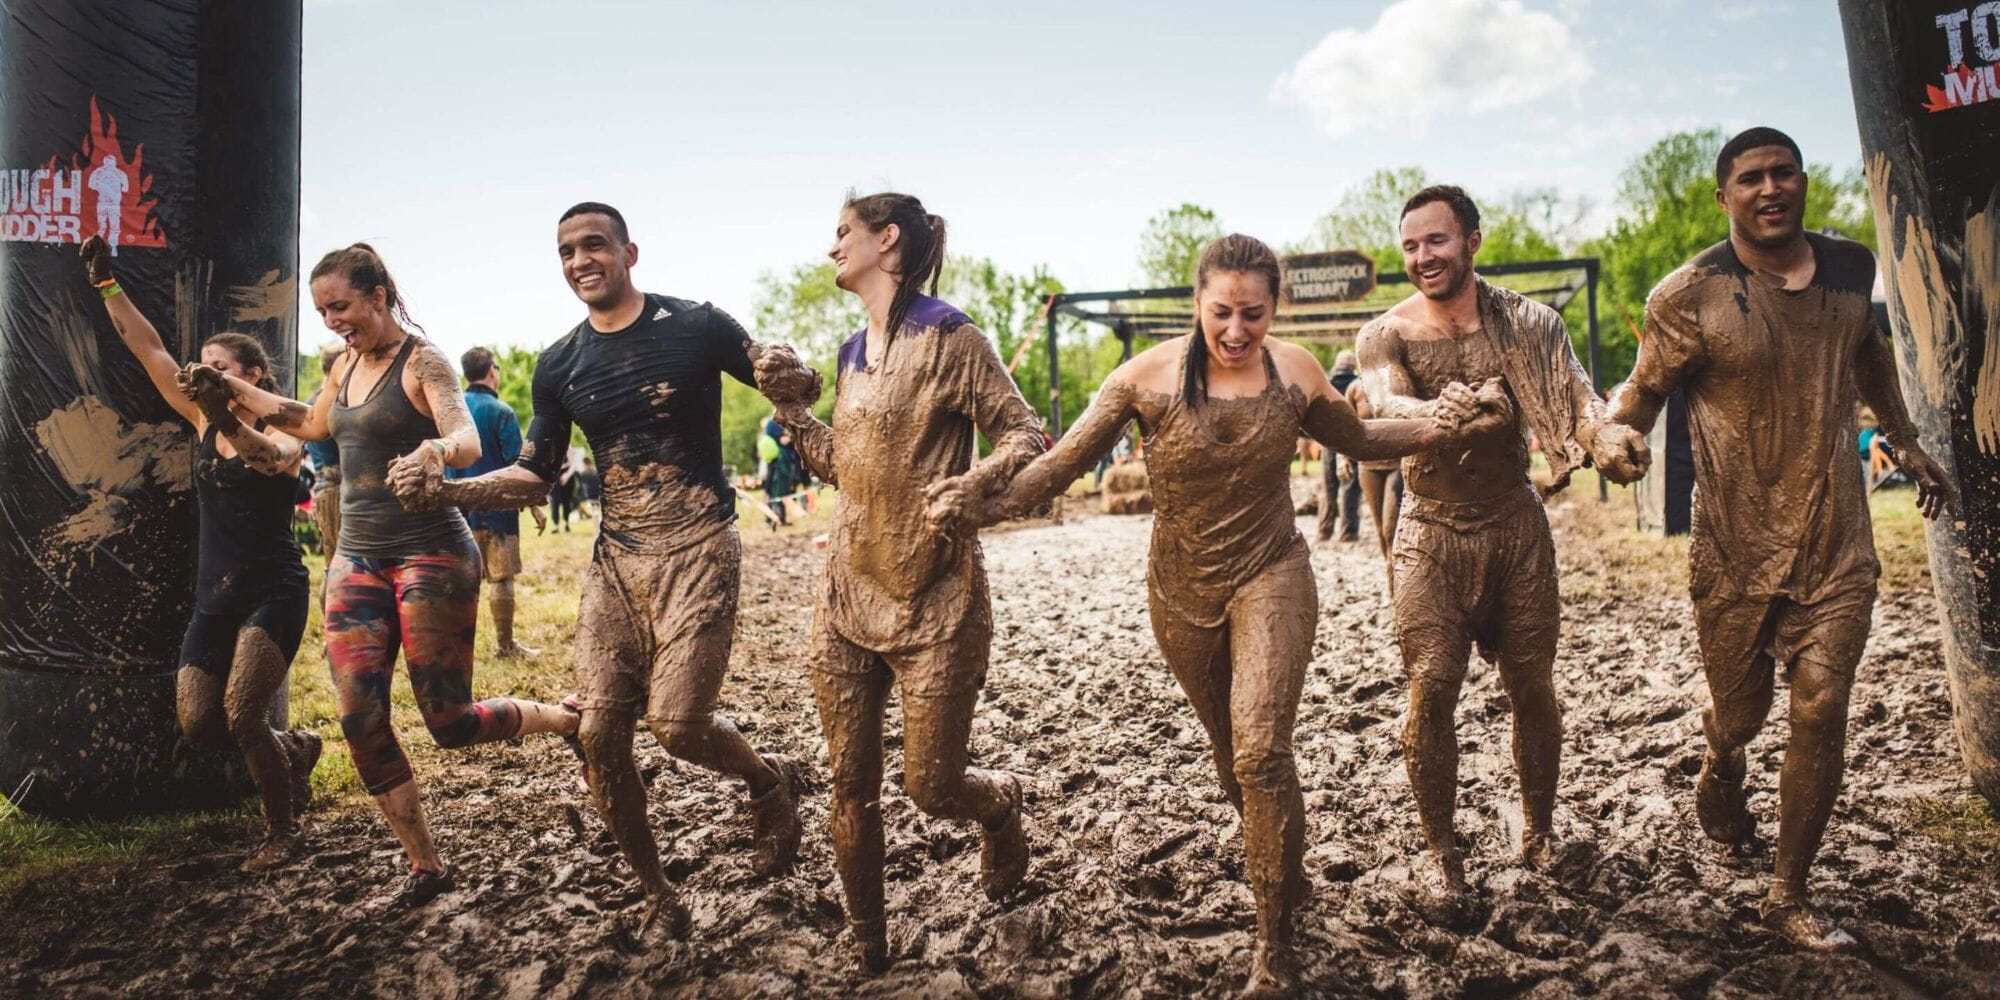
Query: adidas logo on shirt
[[654, 306, 671, 321]]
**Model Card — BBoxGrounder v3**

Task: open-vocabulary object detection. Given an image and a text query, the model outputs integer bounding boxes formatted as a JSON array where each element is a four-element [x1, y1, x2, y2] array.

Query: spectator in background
[[304, 343, 346, 560], [576, 454, 600, 520], [1318, 349, 1364, 543], [449, 347, 545, 659], [549, 448, 579, 531]]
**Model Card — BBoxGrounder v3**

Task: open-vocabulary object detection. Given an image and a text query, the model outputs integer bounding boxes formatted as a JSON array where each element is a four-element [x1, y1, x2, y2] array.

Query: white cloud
[[1271, 0, 1592, 137]]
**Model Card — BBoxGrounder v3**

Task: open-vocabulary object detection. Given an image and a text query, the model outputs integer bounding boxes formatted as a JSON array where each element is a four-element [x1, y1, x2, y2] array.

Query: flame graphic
[[38, 97, 168, 248], [1924, 63, 1992, 114]]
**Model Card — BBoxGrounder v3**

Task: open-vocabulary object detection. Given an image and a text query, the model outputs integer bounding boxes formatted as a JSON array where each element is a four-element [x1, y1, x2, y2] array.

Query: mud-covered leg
[[1498, 519, 1563, 870], [1762, 594, 1868, 953], [1148, 592, 1240, 810], [1391, 523, 1475, 923], [227, 627, 301, 870], [898, 620, 1025, 900], [578, 704, 689, 936], [175, 665, 227, 749], [813, 628, 892, 973], [1226, 550, 1313, 999], [1693, 598, 1778, 847]]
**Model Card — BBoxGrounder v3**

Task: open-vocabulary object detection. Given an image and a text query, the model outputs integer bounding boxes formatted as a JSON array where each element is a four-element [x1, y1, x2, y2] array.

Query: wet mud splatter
[[1, 493, 1996, 997], [33, 395, 191, 549]]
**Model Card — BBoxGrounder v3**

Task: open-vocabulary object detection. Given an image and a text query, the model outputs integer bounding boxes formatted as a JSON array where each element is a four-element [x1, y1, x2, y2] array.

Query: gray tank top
[[330, 336, 473, 558]]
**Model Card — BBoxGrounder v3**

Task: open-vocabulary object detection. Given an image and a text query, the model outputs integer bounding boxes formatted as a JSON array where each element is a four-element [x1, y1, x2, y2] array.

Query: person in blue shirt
[[303, 344, 345, 559], [449, 347, 545, 658]]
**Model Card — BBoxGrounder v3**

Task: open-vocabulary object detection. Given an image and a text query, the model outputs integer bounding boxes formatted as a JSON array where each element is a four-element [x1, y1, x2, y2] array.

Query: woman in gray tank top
[[216, 244, 580, 914]]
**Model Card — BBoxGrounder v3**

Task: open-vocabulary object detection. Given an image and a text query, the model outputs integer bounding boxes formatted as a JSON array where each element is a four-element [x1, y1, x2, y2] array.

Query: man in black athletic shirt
[[390, 202, 800, 934]]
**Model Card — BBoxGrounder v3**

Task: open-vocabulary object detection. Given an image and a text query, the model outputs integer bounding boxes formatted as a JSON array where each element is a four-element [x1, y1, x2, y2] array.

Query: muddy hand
[[1897, 447, 1958, 520], [1431, 381, 1481, 430], [753, 344, 822, 407], [1591, 422, 1652, 484], [386, 446, 446, 512], [529, 504, 548, 535], [1452, 378, 1513, 437], [179, 363, 233, 410], [79, 235, 114, 286], [922, 477, 972, 536]]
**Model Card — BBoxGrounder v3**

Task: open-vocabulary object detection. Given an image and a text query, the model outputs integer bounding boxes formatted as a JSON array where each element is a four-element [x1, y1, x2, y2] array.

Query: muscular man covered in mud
[[391, 202, 801, 934], [752, 192, 1037, 974], [1356, 185, 1649, 919], [1604, 128, 1955, 951]]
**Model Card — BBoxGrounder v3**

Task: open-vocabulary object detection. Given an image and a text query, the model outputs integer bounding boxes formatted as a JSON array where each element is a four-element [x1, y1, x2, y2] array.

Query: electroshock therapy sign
[[1282, 250, 1376, 306]]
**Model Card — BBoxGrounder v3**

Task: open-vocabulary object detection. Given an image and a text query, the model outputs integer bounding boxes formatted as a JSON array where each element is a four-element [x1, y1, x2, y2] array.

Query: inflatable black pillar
[[1634, 390, 1693, 536], [1839, 1, 2000, 810], [0, 0, 302, 817]]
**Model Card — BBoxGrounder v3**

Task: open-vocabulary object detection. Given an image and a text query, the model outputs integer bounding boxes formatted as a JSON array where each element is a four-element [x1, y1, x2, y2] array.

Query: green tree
[[1137, 203, 1223, 286], [1294, 166, 1433, 271]]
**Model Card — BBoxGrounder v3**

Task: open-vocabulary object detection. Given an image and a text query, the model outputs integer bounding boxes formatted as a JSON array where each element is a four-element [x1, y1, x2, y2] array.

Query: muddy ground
[[3, 486, 1998, 999]]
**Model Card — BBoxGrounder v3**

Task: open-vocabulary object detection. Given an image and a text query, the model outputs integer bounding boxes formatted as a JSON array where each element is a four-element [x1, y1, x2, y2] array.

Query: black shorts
[[179, 592, 310, 677]]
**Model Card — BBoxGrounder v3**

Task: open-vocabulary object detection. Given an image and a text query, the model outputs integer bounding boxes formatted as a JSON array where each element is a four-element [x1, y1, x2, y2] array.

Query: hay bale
[[1101, 461, 1153, 515]]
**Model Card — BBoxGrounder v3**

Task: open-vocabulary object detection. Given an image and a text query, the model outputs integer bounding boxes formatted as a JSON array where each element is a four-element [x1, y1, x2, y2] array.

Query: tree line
[[298, 127, 1877, 477]]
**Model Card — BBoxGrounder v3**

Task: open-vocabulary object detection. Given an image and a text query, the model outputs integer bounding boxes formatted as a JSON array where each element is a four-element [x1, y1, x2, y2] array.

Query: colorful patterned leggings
[[325, 545, 523, 794]]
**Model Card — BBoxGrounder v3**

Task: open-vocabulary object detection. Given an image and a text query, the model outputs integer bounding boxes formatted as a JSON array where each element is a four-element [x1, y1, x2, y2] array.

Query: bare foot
[[638, 892, 692, 941], [495, 640, 541, 661]]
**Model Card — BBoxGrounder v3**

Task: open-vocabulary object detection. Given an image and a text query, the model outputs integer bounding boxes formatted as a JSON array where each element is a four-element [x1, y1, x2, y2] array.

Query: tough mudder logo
[[0, 98, 166, 253], [1925, 4, 2000, 112]]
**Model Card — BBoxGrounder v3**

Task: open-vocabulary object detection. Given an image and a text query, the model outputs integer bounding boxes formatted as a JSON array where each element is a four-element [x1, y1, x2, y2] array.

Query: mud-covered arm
[[225, 366, 335, 442], [951, 325, 1045, 496], [398, 353, 564, 512], [1606, 279, 1705, 435], [1355, 318, 1440, 421], [1539, 307, 1649, 483], [754, 344, 836, 488], [968, 377, 1136, 524], [407, 341, 481, 471], [1854, 326, 1957, 518], [1295, 356, 1444, 460]]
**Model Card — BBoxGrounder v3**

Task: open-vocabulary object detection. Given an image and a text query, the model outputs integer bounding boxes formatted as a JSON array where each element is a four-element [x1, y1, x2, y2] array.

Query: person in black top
[[392, 203, 802, 935], [78, 236, 321, 871]]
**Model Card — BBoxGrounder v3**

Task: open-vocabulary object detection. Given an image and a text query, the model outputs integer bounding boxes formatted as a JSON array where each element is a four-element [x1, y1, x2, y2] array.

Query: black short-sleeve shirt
[[520, 293, 757, 548]]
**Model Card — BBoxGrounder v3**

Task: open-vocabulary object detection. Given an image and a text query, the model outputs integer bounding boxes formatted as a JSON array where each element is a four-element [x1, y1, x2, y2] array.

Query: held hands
[[1590, 422, 1652, 484], [1894, 445, 1958, 520], [386, 442, 448, 512], [1429, 377, 1512, 439], [177, 363, 235, 417], [753, 345, 823, 408], [922, 475, 996, 536], [79, 235, 114, 286]]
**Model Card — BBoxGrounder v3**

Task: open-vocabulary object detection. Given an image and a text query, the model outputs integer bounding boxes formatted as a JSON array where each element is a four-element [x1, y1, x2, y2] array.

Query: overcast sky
[[298, 0, 1863, 360]]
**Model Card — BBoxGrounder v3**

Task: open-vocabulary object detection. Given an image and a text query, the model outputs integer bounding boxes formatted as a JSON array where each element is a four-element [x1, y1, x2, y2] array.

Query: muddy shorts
[[574, 526, 741, 721], [813, 582, 992, 701], [472, 528, 521, 582], [1694, 586, 1875, 708], [179, 592, 309, 677], [1391, 484, 1557, 671]]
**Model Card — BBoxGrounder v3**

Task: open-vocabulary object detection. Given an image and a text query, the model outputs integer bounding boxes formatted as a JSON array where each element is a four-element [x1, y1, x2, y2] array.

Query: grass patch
[[0, 807, 248, 893], [1907, 794, 2000, 873]]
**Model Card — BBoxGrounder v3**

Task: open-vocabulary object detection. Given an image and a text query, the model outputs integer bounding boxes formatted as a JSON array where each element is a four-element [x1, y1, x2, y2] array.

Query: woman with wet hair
[[77, 235, 320, 871], [926, 234, 1502, 997], [213, 242, 579, 912], [753, 192, 1041, 971]]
